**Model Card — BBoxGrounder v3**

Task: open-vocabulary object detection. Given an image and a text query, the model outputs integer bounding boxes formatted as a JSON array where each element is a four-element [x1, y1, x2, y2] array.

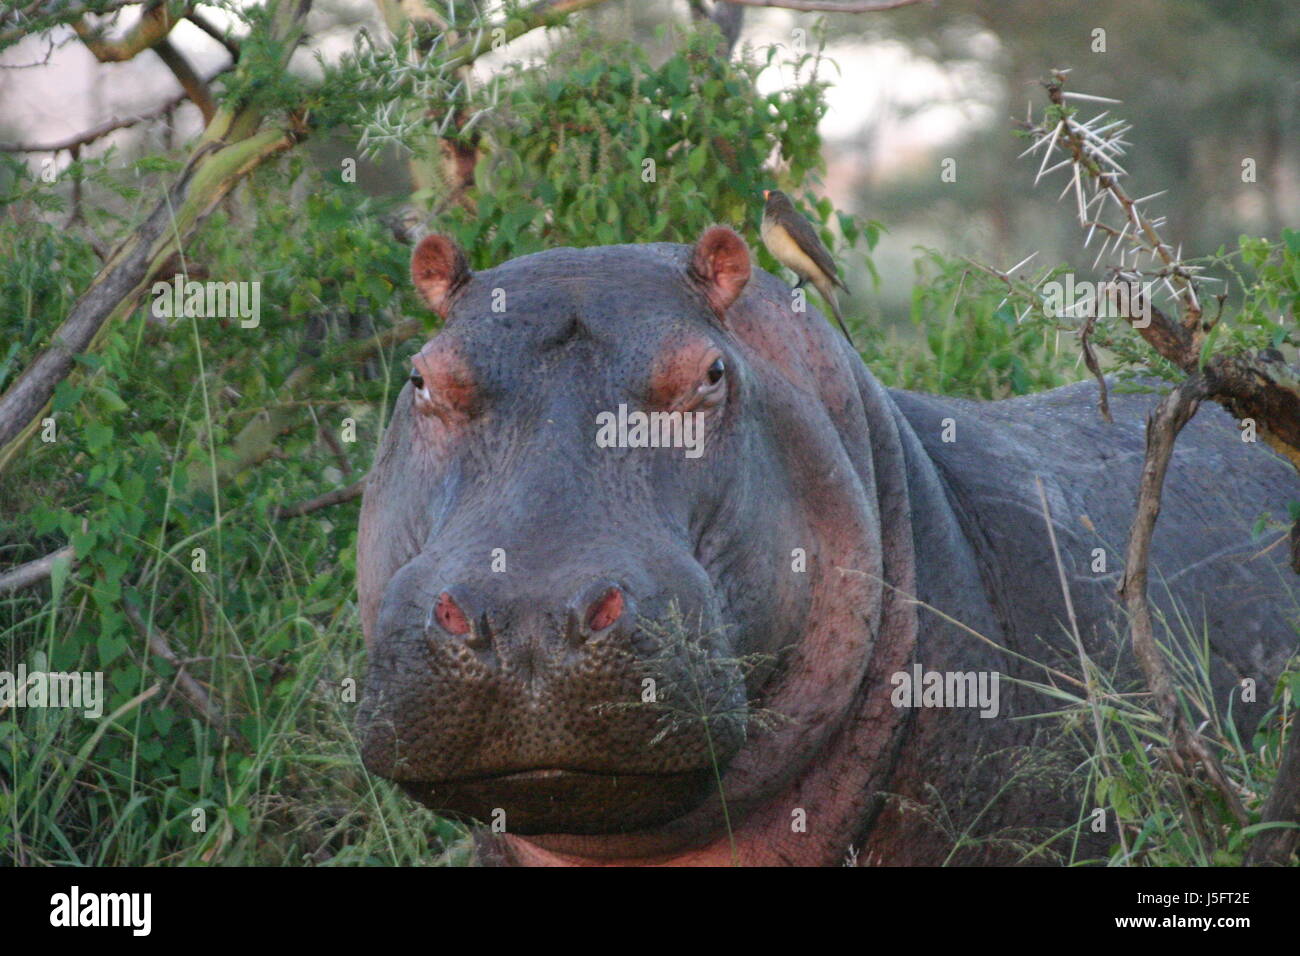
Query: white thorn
[[1039, 158, 1073, 179], [1092, 236, 1110, 269], [1035, 121, 1064, 184], [1019, 134, 1055, 160], [1073, 164, 1087, 224], [1007, 250, 1040, 275], [1062, 91, 1122, 104]]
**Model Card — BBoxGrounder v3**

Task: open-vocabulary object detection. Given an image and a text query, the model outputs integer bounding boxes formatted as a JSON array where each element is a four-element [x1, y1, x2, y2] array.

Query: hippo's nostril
[[434, 591, 471, 636], [586, 586, 625, 632]]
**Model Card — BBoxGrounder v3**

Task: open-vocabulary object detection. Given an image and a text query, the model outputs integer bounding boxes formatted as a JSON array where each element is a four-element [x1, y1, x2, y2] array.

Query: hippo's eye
[[706, 358, 725, 386], [410, 370, 425, 390]]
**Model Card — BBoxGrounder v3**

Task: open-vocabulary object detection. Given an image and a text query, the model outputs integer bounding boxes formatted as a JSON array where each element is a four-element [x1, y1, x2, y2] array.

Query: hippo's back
[[889, 379, 1299, 729]]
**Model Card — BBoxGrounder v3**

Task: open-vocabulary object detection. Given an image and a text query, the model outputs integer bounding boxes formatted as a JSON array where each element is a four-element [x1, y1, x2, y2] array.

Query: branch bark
[[0, 545, 74, 595], [73, 0, 191, 62], [188, 8, 240, 60], [1244, 711, 1300, 866], [153, 36, 217, 124], [1118, 376, 1251, 831], [272, 476, 366, 519]]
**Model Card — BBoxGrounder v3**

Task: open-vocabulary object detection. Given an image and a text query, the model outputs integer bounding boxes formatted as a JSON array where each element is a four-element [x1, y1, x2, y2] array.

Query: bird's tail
[[819, 285, 855, 347]]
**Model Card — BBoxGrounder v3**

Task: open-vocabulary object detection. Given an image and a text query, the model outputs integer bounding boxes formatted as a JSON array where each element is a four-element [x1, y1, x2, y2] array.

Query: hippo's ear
[[411, 234, 471, 319], [688, 225, 751, 320]]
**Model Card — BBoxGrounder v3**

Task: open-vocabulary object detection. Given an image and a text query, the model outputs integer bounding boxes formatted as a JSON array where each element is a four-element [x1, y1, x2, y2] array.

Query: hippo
[[355, 226, 1298, 866]]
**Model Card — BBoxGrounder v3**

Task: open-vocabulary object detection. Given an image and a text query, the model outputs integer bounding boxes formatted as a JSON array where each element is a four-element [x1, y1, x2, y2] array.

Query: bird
[[761, 189, 854, 345]]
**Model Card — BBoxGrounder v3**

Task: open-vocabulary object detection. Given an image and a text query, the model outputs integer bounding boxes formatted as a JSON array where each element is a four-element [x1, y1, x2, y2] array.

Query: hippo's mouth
[[398, 766, 718, 835]]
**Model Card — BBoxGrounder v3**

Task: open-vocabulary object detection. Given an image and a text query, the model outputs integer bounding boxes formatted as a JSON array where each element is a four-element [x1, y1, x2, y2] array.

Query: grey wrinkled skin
[[355, 236, 1298, 865]]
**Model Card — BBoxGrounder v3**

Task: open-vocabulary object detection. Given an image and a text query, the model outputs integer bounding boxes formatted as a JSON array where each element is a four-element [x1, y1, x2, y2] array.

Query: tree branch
[[271, 476, 366, 519], [123, 600, 234, 737], [153, 36, 216, 123], [1118, 377, 1251, 831], [187, 7, 239, 60], [73, 0, 191, 62], [1244, 709, 1300, 865], [0, 0, 140, 49], [1019, 74, 1300, 470], [0, 545, 74, 595]]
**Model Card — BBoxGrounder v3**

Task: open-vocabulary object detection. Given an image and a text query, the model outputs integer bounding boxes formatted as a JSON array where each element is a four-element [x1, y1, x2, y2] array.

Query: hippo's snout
[[357, 558, 748, 834]]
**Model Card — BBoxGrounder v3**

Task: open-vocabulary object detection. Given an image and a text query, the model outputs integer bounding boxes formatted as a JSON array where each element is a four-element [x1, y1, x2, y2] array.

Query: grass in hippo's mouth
[[591, 601, 789, 746], [590, 602, 791, 864]]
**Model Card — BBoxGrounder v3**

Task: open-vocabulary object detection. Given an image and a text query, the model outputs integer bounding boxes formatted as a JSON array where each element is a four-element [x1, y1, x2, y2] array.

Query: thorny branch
[[1013, 72, 1299, 860], [1014, 71, 1300, 468]]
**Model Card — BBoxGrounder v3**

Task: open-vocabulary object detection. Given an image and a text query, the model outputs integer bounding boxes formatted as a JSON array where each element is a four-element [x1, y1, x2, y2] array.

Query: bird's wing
[[783, 211, 841, 285]]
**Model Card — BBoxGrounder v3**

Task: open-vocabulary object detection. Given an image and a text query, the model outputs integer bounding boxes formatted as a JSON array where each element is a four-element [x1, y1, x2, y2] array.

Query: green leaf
[[98, 632, 128, 666], [687, 143, 707, 176]]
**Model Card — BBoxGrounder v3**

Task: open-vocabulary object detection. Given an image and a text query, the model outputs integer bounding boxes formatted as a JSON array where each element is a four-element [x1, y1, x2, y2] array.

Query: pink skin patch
[[647, 337, 724, 413], [586, 587, 624, 632], [435, 591, 470, 636], [410, 340, 479, 425]]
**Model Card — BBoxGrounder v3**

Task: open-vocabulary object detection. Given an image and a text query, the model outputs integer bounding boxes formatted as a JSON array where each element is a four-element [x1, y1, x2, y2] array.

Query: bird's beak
[[762, 190, 770, 200]]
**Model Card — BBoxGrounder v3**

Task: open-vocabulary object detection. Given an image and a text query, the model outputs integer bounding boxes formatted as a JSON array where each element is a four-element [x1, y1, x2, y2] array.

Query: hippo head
[[357, 226, 904, 859]]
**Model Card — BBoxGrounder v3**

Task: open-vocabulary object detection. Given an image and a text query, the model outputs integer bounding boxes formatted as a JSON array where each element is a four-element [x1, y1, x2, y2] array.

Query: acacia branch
[[188, 7, 239, 60], [0, 0, 139, 48], [1118, 377, 1251, 830], [0, 128, 300, 474], [153, 36, 216, 123], [73, 0, 191, 62], [1017, 75, 1300, 470]]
